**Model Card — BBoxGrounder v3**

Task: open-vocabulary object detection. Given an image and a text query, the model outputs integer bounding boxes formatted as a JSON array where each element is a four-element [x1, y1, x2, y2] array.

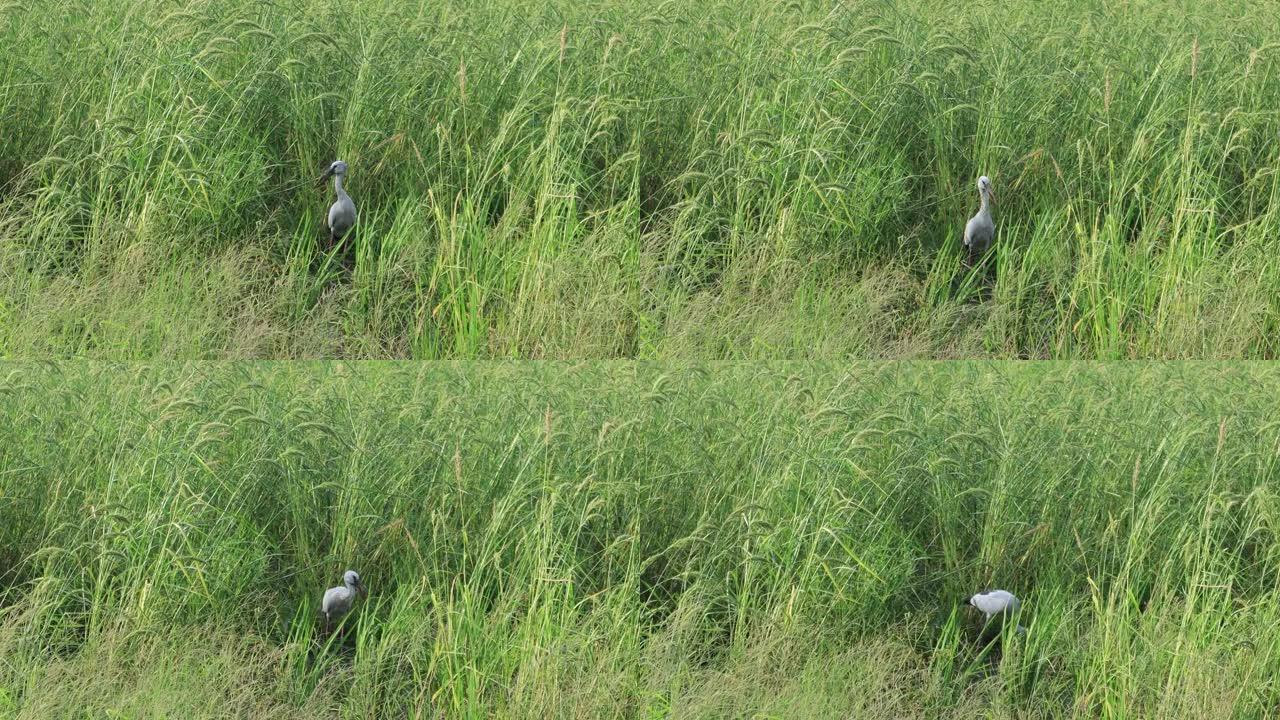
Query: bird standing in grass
[[967, 588, 1026, 636], [963, 175, 996, 266], [322, 569, 366, 629], [317, 160, 357, 248]]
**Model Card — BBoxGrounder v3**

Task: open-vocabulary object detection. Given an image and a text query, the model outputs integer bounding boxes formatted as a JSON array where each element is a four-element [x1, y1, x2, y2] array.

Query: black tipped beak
[[315, 170, 332, 189]]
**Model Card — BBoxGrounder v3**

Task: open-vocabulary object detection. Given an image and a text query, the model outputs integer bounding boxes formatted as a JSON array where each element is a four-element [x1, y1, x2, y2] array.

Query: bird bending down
[[963, 175, 995, 265], [321, 569, 366, 629], [967, 589, 1026, 635], [317, 160, 357, 247]]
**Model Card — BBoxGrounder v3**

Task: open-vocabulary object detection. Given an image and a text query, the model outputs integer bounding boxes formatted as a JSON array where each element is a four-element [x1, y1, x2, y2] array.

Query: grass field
[[2, 0, 1279, 358], [0, 362, 1277, 717]]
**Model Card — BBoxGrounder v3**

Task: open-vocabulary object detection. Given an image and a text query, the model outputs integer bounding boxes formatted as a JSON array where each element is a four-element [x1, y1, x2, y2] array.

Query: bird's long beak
[[314, 169, 333, 189]]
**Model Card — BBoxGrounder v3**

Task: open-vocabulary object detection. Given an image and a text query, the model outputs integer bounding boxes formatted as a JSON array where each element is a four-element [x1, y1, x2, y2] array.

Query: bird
[[317, 160, 357, 247], [966, 589, 1026, 635], [321, 569, 366, 628], [962, 175, 995, 265]]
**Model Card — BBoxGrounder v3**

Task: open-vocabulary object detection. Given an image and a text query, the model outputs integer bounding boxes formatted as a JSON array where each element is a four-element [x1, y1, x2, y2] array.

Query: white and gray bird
[[321, 569, 366, 626], [317, 160, 357, 246], [967, 589, 1026, 635], [962, 175, 995, 262]]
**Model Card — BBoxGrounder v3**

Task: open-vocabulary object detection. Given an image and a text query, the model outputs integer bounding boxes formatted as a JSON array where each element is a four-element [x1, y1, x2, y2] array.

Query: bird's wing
[[964, 215, 997, 250], [329, 201, 356, 239]]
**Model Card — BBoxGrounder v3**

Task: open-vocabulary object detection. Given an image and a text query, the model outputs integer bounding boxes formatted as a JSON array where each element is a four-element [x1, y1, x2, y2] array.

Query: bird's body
[[967, 589, 1026, 635], [322, 569, 365, 626], [320, 160, 357, 245], [969, 589, 1019, 619], [963, 175, 996, 262]]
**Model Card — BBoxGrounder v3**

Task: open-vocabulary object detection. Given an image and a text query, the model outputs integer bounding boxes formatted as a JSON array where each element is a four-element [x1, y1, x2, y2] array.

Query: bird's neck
[[333, 175, 345, 195], [979, 190, 991, 213]]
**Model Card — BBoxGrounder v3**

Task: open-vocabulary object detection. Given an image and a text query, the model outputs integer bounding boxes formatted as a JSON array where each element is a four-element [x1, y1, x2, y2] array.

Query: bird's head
[[978, 175, 994, 203], [316, 160, 349, 188], [343, 569, 365, 593]]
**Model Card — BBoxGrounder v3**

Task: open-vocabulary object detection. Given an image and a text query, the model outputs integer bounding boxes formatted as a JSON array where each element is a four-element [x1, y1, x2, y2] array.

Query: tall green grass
[[0, 363, 1276, 717], [2, 0, 1279, 358]]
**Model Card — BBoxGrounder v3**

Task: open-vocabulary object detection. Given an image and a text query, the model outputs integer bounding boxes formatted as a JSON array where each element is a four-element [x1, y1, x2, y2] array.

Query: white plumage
[[963, 175, 995, 260], [318, 160, 357, 245], [968, 588, 1019, 618], [967, 588, 1026, 635], [322, 569, 365, 625]]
